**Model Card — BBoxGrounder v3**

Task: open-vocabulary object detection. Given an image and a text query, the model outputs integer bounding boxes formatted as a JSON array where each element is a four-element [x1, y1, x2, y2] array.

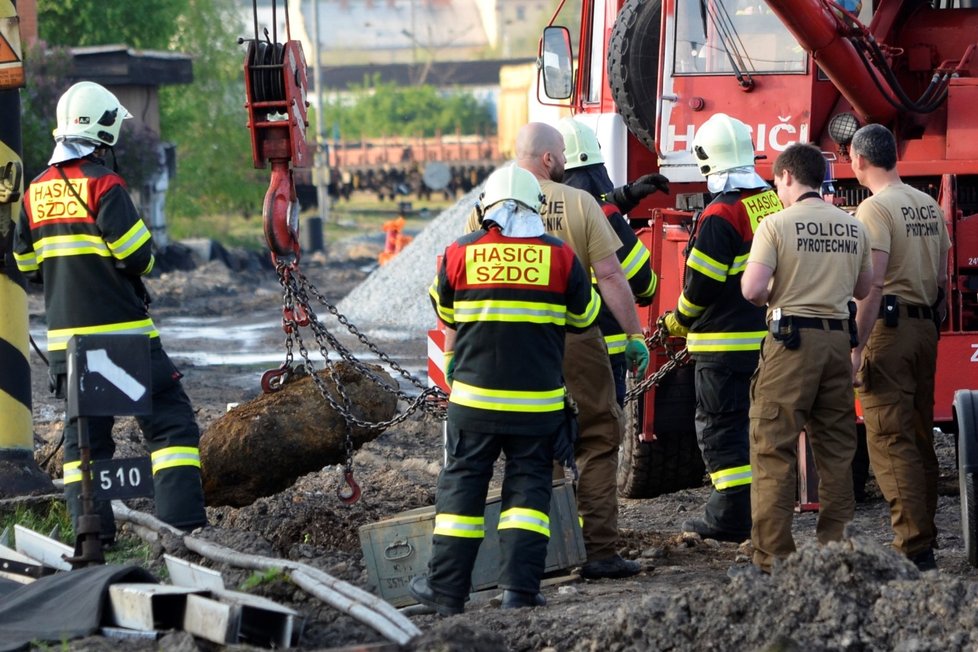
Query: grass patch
[[0, 501, 74, 545], [239, 566, 290, 592]]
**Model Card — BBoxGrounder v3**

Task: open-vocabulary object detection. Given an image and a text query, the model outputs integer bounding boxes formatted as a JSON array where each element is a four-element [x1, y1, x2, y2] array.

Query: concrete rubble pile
[[336, 185, 486, 333], [578, 536, 978, 651]]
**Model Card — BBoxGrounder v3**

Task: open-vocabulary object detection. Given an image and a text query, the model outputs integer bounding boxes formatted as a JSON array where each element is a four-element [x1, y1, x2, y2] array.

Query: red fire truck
[[533, 0, 978, 558]]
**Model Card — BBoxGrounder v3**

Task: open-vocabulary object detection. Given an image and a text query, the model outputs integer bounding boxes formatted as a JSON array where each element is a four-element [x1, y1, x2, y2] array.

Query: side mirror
[[540, 26, 573, 101]]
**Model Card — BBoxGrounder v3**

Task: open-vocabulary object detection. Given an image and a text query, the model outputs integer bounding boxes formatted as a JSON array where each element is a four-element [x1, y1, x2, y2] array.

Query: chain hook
[[260, 364, 293, 393], [337, 469, 361, 504]]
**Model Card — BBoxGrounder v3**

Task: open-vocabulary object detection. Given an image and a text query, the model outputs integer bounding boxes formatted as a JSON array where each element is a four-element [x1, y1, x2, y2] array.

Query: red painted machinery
[[537, 0, 978, 513]]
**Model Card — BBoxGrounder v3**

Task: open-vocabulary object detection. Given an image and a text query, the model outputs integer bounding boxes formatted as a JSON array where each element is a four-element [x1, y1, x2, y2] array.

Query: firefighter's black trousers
[[427, 422, 555, 600], [62, 348, 207, 541], [695, 355, 757, 534]]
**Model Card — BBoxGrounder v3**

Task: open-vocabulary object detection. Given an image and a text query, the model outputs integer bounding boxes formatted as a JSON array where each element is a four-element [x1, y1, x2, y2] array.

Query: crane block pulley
[[241, 4, 310, 266]]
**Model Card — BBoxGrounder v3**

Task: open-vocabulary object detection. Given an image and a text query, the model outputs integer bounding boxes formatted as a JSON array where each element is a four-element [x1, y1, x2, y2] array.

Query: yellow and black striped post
[[0, 0, 54, 496]]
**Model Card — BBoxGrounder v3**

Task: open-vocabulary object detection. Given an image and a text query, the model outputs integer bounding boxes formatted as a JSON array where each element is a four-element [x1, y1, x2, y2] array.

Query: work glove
[[553, 396, 580, 480], [658, 311, 689, 338], [444, 351, 456, 386], [607, 173, 671, 214], [625, 334, 650, 377]]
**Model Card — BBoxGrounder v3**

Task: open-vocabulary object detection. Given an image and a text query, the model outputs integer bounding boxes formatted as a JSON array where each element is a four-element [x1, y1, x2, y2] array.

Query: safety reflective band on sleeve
[[498, 507, 550, 537], [711, 465, 752, 490], [449, 380, 565, 413], [63, 460, 83, 485], [434, 513, 486, 538], [108, 221, 152, 260], [686, 331, 766, 352], [567, 289, 601, 329], [151, 446, 201, 474], [13, 250, 39, 272], [728, 253, 749, 276], [454, 299, 583, 326], [142, 255, 155, 276], [621, 241, 651, 281], [47, 318, 159, 351], [429, 280, 455, 325], [636, 271, 658, 300], [604, 333, 627, 355], [686, 247, 729, 283], [677, 292, 705, 319], [31, 234, 111, 263]]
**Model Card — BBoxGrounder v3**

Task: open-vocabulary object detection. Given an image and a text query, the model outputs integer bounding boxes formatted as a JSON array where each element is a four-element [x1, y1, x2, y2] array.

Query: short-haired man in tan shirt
[[742, 143, 872, 572], [463, 123, 649, 579], [849, 123, 951, 571]]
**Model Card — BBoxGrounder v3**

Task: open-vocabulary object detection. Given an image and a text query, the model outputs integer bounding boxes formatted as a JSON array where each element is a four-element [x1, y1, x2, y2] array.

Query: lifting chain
[[623, 326, 692, 405], [268, 260, 448, 423]]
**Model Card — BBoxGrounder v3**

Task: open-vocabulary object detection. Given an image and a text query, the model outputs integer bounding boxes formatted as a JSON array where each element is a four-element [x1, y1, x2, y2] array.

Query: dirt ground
[[18, 240, 978, 651]]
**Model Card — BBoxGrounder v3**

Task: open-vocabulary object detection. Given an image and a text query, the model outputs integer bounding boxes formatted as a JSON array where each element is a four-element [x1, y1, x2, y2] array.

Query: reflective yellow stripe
[[47, 318, 159, 351], [677, 292, 705, 319], [64, 460, 83, 485], [33, 234, 111, 262], [567, 288, 601, 329], [454, 299, 568, 325], [636, 271, 658, 299], [150, 446, 201, 473], [604, 333, 627, 355], [434, 513, 485, 538], [621, 241, 651, 280], [729, 253, 749, 276], [429, 279, 455, 324], [142, 254, 155, 275], [687, 247, 728, 283], [711, 464, 752, 490], [13, 250, 38, 272], [686, 331, 765, 352], [499, 507, 550, 537], [449, 380, 565, 413], [108, 220, 152, 260]]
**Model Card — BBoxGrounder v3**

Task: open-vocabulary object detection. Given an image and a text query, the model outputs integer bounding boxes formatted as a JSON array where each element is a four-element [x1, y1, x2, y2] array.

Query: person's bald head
[[515, 122, 566, 182]]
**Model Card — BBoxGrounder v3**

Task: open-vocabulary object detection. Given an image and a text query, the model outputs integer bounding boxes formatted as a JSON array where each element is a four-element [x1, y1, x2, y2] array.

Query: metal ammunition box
[[358, 480, 585, 606]]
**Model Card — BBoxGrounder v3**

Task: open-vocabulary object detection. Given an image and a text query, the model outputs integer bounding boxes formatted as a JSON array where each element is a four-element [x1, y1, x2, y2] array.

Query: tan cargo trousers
[[749, 327, 857, 572], [564, 326, 624, 561], [858, 315, 939, 557]]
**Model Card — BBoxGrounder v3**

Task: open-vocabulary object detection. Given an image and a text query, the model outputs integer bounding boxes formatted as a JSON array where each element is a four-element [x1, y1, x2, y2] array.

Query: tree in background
[[158, 0, 266, 220], [34, 0, 264, 223], [323, 75, 495, 141]]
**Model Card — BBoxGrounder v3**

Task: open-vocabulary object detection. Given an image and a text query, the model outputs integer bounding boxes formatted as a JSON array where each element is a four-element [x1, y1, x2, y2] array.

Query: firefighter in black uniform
[[13, 82, 207, 541], [557, 117, 667, 405], [660, 113, 782, 542], [410, 165, 600, 614]]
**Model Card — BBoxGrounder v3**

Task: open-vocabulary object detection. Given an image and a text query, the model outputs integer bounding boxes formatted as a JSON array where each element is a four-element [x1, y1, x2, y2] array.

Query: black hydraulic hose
[[863, 36, 949, 113]]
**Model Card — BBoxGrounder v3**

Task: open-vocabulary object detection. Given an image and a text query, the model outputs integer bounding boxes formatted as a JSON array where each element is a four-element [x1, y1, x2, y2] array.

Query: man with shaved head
[[466, 122, 649, 579]]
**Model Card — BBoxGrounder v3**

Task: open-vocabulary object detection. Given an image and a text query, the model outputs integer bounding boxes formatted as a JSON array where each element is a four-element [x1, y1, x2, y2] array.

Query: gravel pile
[[577, 536, 978, 651], [336, 185, 484, 332]]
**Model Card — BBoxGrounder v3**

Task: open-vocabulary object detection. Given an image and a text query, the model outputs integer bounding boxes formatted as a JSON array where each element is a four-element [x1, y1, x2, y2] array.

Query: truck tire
[[618, 364, 705, 498], [954, 389, 978, 567], [607, 0, 662, 153]]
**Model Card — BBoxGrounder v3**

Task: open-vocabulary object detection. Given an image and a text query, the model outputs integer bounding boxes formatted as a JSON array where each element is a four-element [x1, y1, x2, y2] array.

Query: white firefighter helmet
[[480, 165, 544, 212], [557, 117, 604, 170], [692, 113, 756, 176], [53, 81, 132, 147]]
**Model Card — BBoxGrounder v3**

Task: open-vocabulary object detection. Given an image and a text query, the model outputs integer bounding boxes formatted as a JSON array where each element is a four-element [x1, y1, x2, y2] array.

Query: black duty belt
[[877, 304, 933, 320], [791, 317, 846, 331]]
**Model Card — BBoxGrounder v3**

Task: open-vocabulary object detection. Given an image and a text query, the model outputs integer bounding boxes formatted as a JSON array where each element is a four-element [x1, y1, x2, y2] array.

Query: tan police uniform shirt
[[855, 182, 950, 306], [750, 199, 871, 320], [466, 178, 621, 272]]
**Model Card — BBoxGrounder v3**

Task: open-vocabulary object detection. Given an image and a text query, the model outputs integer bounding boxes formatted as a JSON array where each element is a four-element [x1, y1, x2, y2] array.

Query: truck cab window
[[674, 0, 807, 75]]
